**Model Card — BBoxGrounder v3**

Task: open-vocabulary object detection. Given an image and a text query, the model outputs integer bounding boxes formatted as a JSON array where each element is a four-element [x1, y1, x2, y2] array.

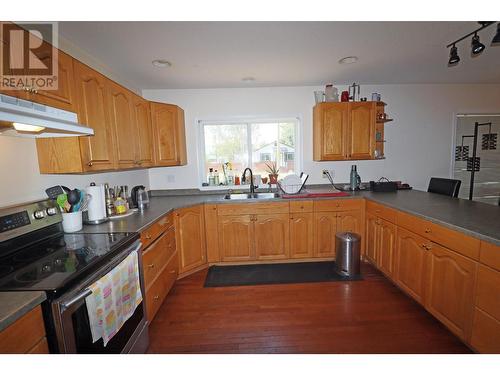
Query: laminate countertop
[[0, 291, 46, 332], [77, 188, 500, 246]]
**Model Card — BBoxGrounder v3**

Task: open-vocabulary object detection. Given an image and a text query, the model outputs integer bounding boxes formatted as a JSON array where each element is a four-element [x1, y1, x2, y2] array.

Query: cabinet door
[[365, 213, 378, 264], [314, 212, 337, 257], [348, 102, 375, 159], [290, 212, 314, 259], [337, 210, 361, 234], [175, 206, 207, 275], [151, 102, 187, 166], [106, 80, 137, 169], [313, 103, 348, 160], [218, 215, 254, 261], [395, 227, 428, 304], [132, 95, 154, 167], [74, 61, 115, 171], [28, 49, 77, 112], [254, 214, 290, 260], [425, 243, 476, 340], [378, 219, 396, 277]]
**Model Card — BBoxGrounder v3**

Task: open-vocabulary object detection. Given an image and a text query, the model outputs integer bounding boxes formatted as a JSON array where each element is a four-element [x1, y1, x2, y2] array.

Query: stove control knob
[[33, 210, 46, 219], [46, 207, 58, 216]]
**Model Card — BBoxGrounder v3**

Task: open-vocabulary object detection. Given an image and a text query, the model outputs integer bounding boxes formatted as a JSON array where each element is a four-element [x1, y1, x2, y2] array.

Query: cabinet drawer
[[146, 253, 178, 323], [0, 306, 46, 353], [289, 200, 313, 213], [397, 211, 480, 260], [366, 200, 397, 223], [217, 202, 289, 215], [140, 212, 174, 248], [142, 228, 176, 289], [313, 199, 363, 212], [475, 265, 500, 321], [471, 308, 500, 353], [480, 241, 500, 271]]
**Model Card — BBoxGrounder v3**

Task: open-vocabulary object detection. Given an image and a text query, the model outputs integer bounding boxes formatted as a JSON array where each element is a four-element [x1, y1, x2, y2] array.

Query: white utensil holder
[[62, 211, 83, 233]]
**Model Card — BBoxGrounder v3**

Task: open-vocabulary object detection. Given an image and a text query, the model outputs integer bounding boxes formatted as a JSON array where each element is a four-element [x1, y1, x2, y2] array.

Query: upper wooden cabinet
[[132, 94, 155, 168], [313, 102, 377, 161], [150, 102, 187, 167]]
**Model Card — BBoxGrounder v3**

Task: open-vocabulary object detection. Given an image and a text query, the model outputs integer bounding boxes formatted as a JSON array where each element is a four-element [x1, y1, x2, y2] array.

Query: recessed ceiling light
[[242, 77, 256, 82], [152, 59, 172, 68], [338, 56, 359, 65]]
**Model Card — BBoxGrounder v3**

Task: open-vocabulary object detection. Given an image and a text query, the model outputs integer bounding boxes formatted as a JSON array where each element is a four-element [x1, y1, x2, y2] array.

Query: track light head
[[471, 33, 486, 55], [448, 45, 460, 65], [492, 23, 500, 45]]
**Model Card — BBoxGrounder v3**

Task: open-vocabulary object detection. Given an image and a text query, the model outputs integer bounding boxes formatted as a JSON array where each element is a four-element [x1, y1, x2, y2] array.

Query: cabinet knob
[[145, 234, 151, 239], [87, 161, 93, 167], [147, 263, 155, 268], [153, 295, 160, 301], [425, 228, 431, 233], [169, 270, 176, 274]]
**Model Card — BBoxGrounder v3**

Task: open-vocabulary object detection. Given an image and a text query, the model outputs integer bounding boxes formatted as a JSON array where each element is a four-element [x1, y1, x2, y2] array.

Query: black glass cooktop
[[0, 232, 138, 294]]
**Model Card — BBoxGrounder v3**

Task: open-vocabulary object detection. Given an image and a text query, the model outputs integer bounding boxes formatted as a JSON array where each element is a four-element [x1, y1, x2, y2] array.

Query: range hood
[[0, 93, 94, 138]]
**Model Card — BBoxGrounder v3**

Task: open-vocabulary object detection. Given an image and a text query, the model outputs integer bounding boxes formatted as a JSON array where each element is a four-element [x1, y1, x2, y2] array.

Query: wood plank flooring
[[147, 262, 472, 354]]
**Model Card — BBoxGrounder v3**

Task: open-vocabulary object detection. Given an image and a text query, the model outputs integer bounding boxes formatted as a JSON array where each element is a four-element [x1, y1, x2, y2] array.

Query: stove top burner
[[0, 231, 137, 293]]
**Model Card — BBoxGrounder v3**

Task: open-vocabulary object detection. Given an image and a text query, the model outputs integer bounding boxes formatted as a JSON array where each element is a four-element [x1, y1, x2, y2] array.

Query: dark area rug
[[204, 261, 362, 287]]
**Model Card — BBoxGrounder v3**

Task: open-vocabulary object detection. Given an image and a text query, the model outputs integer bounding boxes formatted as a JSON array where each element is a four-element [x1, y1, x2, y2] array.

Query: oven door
[[51, 240, 149, 354]]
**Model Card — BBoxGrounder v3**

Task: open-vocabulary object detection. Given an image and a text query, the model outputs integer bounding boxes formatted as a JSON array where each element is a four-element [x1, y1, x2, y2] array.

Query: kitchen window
[[199, 118, 300, 186]]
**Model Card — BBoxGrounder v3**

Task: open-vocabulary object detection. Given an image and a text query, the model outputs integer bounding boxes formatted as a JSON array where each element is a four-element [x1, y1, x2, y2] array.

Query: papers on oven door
[[85, 249, 143, 346]]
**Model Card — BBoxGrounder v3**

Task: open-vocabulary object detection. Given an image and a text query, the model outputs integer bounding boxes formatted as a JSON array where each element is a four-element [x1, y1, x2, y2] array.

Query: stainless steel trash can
[[335, 232, 361, 277]]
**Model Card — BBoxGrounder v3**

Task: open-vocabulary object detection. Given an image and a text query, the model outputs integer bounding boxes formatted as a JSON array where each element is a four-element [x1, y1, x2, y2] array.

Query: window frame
[[197, 116, 302, 190]]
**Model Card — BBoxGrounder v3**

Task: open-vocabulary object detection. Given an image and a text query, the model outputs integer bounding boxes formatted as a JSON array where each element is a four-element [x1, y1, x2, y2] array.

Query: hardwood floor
[[147, 262, 472, 354]]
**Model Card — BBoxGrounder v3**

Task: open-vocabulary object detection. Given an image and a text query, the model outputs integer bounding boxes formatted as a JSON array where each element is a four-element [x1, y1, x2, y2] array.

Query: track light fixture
[[448, 45, 460, 65], [446, 21, 498, 66]]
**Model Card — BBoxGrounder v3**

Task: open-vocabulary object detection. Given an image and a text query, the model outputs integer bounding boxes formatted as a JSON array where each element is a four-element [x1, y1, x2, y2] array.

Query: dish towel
[[85, 250, 142, 346]]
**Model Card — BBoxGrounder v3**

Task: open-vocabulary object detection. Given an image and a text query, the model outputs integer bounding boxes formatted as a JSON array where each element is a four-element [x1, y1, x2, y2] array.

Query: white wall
[[0, 136, 149, 207], [143, 84, 500, 191]]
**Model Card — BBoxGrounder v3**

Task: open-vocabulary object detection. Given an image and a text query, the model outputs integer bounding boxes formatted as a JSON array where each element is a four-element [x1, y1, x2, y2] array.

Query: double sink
[[223, 192, 280, 200]]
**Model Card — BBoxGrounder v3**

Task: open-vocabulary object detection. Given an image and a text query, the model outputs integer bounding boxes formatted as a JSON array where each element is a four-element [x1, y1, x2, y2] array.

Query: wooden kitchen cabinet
[[365, 213, 378, 263], [314, 212, 338, 257], [394, 227, 428, 304], [106, 79, 137, 169], [289, 212, 314, 259], [151, 102, 187, 167], [313, 102, 377, 161], [36, 60, 116, 173], [132, 94, 155, 168], [378, 219, 396, 277], [218, 215, 255, 262], [254, 213, 290, 260], [175, 206, 207, 275]]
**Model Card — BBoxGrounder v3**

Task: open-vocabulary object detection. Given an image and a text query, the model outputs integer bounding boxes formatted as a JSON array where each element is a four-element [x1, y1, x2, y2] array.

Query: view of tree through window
[[202, 120, 297, 186]]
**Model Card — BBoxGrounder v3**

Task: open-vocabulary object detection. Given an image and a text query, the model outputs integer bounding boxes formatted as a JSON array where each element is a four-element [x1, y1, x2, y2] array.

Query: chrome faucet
[[242, 168, 256, 194]]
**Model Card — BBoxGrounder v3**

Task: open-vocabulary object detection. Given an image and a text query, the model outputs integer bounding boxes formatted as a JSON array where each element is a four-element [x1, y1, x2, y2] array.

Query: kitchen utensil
[[45, 185, 70, 200], [62, 211, 83, 233], [67, 189, 80, 212], [56, 194, 71, 213]]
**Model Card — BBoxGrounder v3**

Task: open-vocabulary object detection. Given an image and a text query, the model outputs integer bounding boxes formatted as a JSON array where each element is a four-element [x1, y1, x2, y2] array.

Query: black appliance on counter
[[0, 199, 148, 353]]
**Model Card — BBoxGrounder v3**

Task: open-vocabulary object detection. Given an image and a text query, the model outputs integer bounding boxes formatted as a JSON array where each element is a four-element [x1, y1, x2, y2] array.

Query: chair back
[[427, 177, 461, 198]]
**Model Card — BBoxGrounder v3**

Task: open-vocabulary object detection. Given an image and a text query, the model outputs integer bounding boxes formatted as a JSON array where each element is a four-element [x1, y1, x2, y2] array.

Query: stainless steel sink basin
[[223, 192, 280, 200]]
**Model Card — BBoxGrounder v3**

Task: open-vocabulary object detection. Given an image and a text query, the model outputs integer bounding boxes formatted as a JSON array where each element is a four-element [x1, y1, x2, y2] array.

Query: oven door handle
[[60, 289, 92, 312]]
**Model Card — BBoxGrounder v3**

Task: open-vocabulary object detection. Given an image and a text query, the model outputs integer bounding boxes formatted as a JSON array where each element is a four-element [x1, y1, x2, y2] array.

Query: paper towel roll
[[85, 184, 106, 222]]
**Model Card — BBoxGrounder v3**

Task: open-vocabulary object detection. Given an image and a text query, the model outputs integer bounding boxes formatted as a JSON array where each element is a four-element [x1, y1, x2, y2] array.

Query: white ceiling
[[58, 21, 500, 89]]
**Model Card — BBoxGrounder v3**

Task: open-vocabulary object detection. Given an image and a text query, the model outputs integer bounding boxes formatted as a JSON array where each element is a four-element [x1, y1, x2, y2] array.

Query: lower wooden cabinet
[[471, 308, 500, 353], [378, 219, 396, 277], [425, 243, 476, 340], [254, 214, 290, 260], [314, 210, 362, 258], [365, 213, 378, 263], [394, 227, 428, 304], [0, 305, 49, 354], [289, 213, 314, 259], [218, 215, 254, 262], [175, 206, 207, 275]]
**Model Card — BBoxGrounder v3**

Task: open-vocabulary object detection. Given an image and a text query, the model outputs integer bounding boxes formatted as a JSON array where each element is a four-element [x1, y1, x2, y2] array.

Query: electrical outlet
[[322, 170, 329, 178]]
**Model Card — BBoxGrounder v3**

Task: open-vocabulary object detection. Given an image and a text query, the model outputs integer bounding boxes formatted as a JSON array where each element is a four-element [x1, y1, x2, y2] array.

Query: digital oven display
[[0, 211, 31, 233]]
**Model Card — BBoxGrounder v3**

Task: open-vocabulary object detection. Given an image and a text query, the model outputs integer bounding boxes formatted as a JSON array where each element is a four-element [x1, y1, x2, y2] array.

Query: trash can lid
[[335, 231, 361, 242]]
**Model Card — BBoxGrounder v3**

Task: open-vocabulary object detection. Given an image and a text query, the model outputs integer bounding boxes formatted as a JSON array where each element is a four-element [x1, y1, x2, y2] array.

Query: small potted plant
[[265, 161, 280, 184]]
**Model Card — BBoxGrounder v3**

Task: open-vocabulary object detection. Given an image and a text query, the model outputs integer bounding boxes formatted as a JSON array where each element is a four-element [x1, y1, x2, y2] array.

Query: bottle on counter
[[214, 169, 220, 185], [208, 168, 215, 186]]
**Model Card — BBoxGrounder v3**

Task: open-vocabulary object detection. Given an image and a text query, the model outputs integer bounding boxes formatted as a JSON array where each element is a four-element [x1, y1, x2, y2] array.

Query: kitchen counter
[[78, 188, 500, 246], [0, 291, 46, 332]]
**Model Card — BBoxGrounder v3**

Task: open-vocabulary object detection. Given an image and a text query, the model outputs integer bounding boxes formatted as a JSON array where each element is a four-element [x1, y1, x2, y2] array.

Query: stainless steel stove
[[0, 199, 148, 353]]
